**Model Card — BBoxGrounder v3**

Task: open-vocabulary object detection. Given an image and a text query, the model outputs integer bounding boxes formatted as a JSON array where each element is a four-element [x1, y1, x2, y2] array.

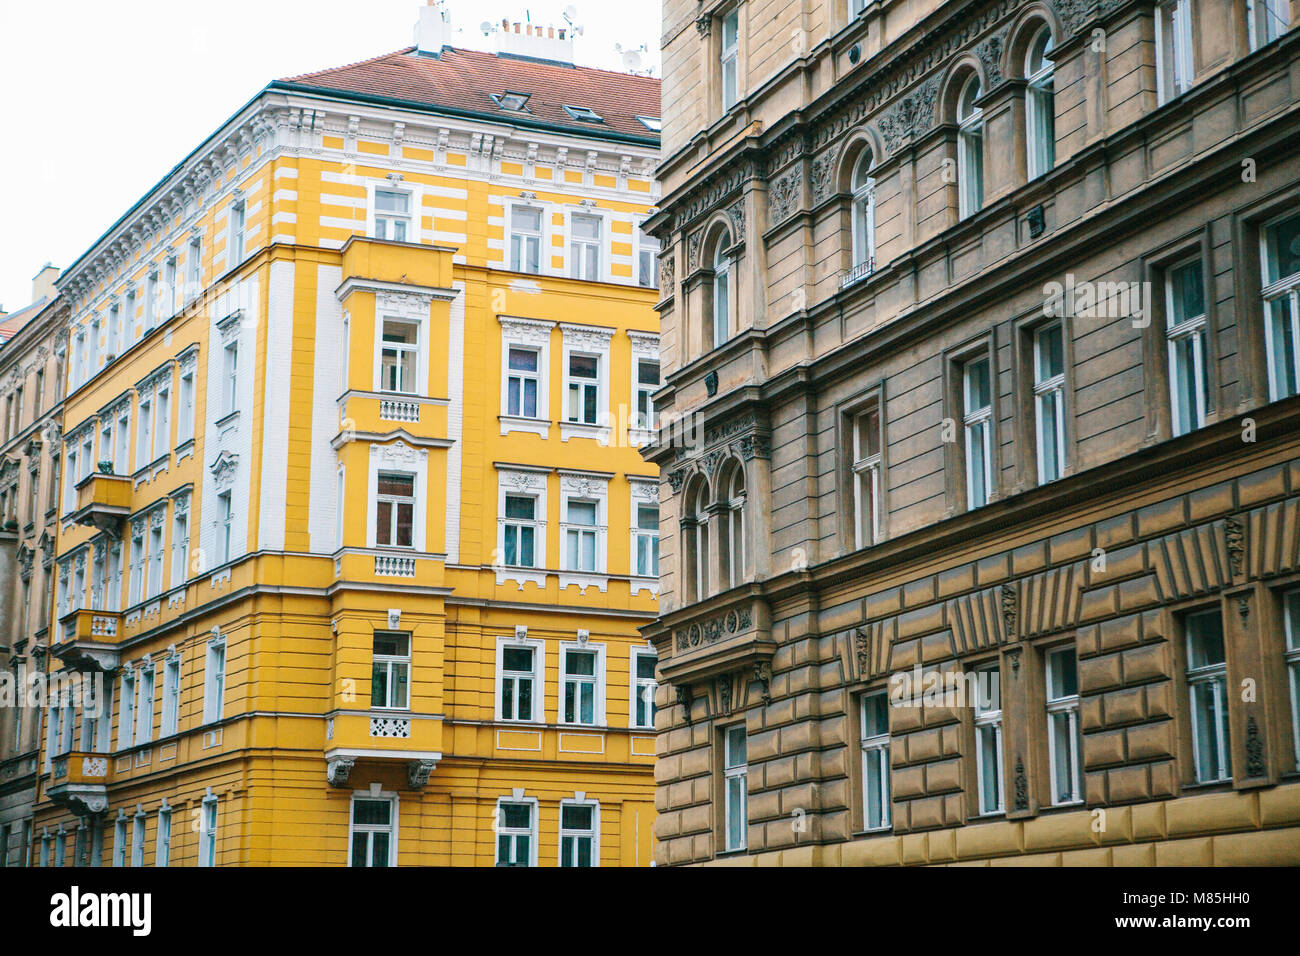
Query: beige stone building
[[0, 265, 68, 867], [643, 0, 1300, 865]]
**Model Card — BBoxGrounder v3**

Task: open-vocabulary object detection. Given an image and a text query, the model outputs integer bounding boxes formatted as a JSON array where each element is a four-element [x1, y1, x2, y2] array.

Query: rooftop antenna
[[562, 4, 584, 37]]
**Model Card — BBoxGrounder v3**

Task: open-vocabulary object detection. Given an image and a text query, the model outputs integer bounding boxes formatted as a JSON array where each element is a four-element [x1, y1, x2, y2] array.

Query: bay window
[[380, 319, 419, 394], [371, 632, 411, 710], [375, 472, 415, 548]]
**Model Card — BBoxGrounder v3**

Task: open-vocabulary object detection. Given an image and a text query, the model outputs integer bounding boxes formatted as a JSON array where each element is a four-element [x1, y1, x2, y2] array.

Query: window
[[510, 206, 543, 274], [127, 527, 145, 606], [187, 237, 202, 298], [492, 91, 531, 111], [229, 200, 246, 264], [957, 75, 984, 218], [1033, 322, 1067, 483], [1045, 646, 1082, 805], [130, 810, 145, 867], [569, 213, 601, 281], [500, 643, 538, 722], [559, 801, 597, 866], [1282, 590, 1300, 765], [118, 670, 135, 750], [564, 499, 599, 572], [371, 632, 411, 710], [380, 319, 419, 394], [178, 363, 195, 443], [720, 8, 739, 110], [145, 273, 158, 333], [204, 639, 226, 724], [147, 520, 164, 598], [171, 506, 189, 587], [723, 468, 746, 588], [565, 353, 600, 425], [852, 401, 882, 549], [1156, 0, 1194, 103], [495, 801, 535, 866], [163, 256, 178, 319], [1186, 609, 1230, 783], [88, 320, 100, 376], [161, 655, 180, 737], [153, 380, 170, 460], [222, 340, 239, 414], [155, 808, 171, 867], [723, 725, 747, 851], [107, 304, 120, 359], [135, 661, 155, 745], [632, 649, 657, 730], [124, 289, 137, 349], [1248, 0, 1290, 49], [637, 228, 660, 289], [1261, 211, 1300, 401], [502, 495, 538, 567], [1025, 28, 1056, 180], [687, 481, 711, 603], [114, 406, 130, 474], [198, 796, 218, 867], [112, 818, 126, 867], [636, 115, 662, 132], [505, 347, 540, 418], [635, 358, 660, 430], [860, 691, 891, 830], [216, 491, 233, 565], [1165, 259, 1208, 436], [712, 234, 732, 348], [633, 501, 659, 578], [850, 151, 876, 275], [350, 797, 395, 867], [374, 189, 411, 242], [562, 646, 600, 725], [375, 473, 415, 549], [74, 330, 87, 388], [974, 663, 1004, 815], [963, 355, 994, 509], [562, 105, 603, 123]]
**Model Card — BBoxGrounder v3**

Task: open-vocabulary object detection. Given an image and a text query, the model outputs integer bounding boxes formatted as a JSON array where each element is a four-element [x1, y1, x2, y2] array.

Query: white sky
[[0, 0, 661, 312]]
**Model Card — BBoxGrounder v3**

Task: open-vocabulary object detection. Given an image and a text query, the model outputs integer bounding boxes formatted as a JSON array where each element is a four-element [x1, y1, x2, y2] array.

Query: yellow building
[[29, 4, 664, 866]]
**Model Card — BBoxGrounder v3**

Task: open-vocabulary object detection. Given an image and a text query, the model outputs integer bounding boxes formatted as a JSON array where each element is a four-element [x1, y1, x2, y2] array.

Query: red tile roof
[[277, 46, 661, 143], [0, 298, 48, 346]]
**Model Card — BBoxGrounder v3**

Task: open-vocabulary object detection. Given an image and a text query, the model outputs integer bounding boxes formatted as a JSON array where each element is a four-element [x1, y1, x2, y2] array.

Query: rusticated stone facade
[[643, 0, 1300, 865]]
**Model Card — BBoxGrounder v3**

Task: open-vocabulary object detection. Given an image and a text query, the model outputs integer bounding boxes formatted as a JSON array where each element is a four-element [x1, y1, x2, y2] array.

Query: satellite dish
[[563, 4, 580, 20], [622, 50, 643, 71], [479, 20, 493, 35]]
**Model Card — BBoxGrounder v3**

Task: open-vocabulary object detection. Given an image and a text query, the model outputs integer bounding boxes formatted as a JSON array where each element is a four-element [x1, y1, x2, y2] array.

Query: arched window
[[685, 479, 711, 602], [851, 151, 876, 275], [956, 74, 984, 218], [1025, 28, 1055, 180], [712, 230, 733, 349], [722, 465, 746, 588]]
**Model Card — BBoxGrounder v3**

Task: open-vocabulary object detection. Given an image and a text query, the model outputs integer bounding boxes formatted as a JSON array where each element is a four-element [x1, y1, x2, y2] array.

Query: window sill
[[629, 575, 659, 598], [499, 414, 550, 438], [559, 420, 611, 445], [496, 566, 548, 591], [214, 410, 240, 430], [559, 571, 609, 594]]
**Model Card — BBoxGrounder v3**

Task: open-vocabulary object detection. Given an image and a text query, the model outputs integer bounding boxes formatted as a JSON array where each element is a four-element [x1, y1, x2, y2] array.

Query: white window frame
[[973, 663, 1005, 816], [494, 466, 548, 589], [135, 659, 155, 746], [498, 317, 555, 437], [636, 222, 661, 290], [1155, 0, 1195, 104], [963, 355, 994, 510], [559, 324, 613, 442], [567, 211, 604, 282], [228, 198, 246, 265], [1186, 608, 1231, 784], [859, 690, 892, 830], [1248, 0, 1291, 49], [161, 652, 181, 738], [1260, 209, 1300, 402], [1165, 257, 1209, 436], [630, 647, 658, 730], [509, 203, 544, 275], [117, 668, 136, 751], [852, 400, 882, 549], [155, 806, 171, 867], [348, 792, 399, 867], [1045, 646, 1082, 805], [171, 501, 189, 588], [559, 641, 606, 727], [723, 724, 748, 852], [112, 817, 127, 867], [494, 796, 538, 867], [957, 75, 984, 219], [130, 809, 145, 867], [557, 798, 600, 867], [203, 636, 226, 725], [371, 302, 430, 397], [631, 489, 660, 582], [375, 471, 417, 549], [1282, 589, 1300, 766], [720, 7, 740, 111], [713, 237, 732, 348], [378, 317, 421, 396], [495, 634, 545, 723], [850, 153, 876, 273], [198, 794, 218, 867], [216, 490, 234, 566], [1033, 321, 1067, 484], [505, 345, 542, 419], [1025, 28, 1056, 180], [221, 339, 239, 416], [559, 473, 611, 587], [366, 441, 430, 552], [562, 497, 602, 575], [371, 631, 411, 711], [369, 184, 416, 244]]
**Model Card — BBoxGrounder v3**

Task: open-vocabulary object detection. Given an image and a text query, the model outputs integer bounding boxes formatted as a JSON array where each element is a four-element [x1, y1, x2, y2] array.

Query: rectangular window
[[569, 213, 601, 281], [88, 321, 100, 376], [637, 229, 660, 289], [1261, 211, 1300, 401], [963, 356, 993, 510], [118, 671, 135, 751], [222, 340, 239, 414], [1283, 589, 1300, 765], [564, 499, 598, 572], [161, 655, 180, 737], [375, 473, 415, 548], [635, 358, 660, 430], [198, 797, 218, 867], [155, 809, 171, 867], [107, 304, 120, 359], [510, 206, 543, 274], [1045, 646, 1082, 805], [144, 273, 158, 332], [187, 237, 202, 298], [496, 801, 534, 867], [562, 648, 598, 725], [720, 9, 739, 110], [860, 690, 892, 830], [112, 819, 126, 867], [135, 663, 155, 745], [153, 382, 170, 460], [506, 347, 540, 418], [559, 802, 596, 867], [129, 530, 144, 608], [204, 641, 226, 724], [974, 663, 1004, 815], [500, 645, 536, 722], [1248, 0, 1291, 49], [147, 522, 164, 598], [115, 409, 129, 474], [163, 256, 177, 319], [1156, 0, 1195, 103], [566, 353, 599, 424], [130, 811, 145, 867], [229, 201, 246, 264], [1034, 322, 1067, 484], [216, 491, 233, 565], [350, 797, 394, 867], [502, 494, 537, 567], [632, 650, 657, 730], [1166, 259, 1208, 436], [723, 725, 747, 851], [124, 290, 136, 349], [374, 189, 411, 242], [852, 401, 882, 548], [178, 366, 195, 443], [380, 319, 419, 394], [171, 509, 189, 587], [1186, 608, 1230, 783], [633, 502, 660, 577], [371, 632, 411, 710]]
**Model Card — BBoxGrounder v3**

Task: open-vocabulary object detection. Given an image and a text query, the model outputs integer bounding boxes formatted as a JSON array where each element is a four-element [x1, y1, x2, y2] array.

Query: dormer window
[[563, 105, 603, 123], [492, 91, 532, 112], [636, 115, 662, 132]]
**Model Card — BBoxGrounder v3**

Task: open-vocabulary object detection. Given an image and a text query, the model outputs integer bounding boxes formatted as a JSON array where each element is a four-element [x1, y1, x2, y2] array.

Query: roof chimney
[[495, 17, 576, 65], [414, 0, 452, 56], [31, 263, 59, 304]]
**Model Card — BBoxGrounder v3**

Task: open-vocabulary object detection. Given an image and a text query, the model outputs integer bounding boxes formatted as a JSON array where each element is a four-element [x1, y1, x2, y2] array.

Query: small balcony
[[52, 608, 122, 672], [839, 257, 875, 291], [71, 472, 132, 535], [324, 710, 443, 790], [47, 751, 110, 816]]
